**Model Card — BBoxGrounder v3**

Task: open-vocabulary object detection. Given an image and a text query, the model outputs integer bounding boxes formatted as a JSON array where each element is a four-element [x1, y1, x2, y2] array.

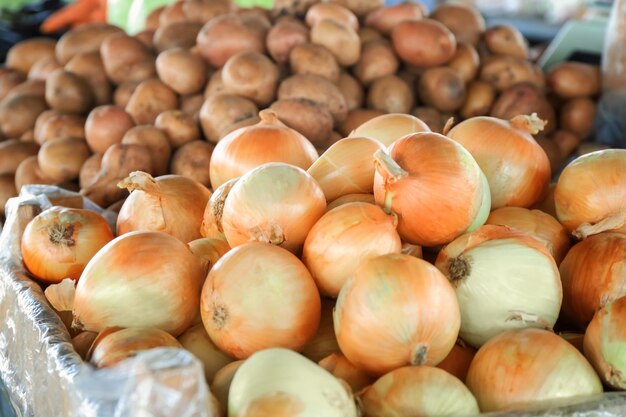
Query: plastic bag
[[594, 89, 626, 148]]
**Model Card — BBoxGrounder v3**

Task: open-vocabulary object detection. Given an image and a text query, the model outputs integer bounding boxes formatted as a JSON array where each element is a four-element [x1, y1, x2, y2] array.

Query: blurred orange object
[[40, 0, 107, 33]]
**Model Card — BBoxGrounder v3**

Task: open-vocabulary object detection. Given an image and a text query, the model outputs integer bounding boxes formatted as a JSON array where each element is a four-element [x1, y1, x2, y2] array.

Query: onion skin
[[334, 254, 460, 376], [359, 366, 479, 417], [211, 360, 245, 411], [178, 323, 234, 382], [73, 231, 202, 336], [436, 343, 476, 382], [466, 328, 602, 412], [584, 296, 626, 389], [318, 353, 374, 393], [188, 237, 231, 281], [200, 177, 238, 241], [300, 297, 340, 362], [559, 232, 626, 329], [21, 206, 114, 283], [554, 150, 626, 238], [200, 242, 321, 359], [391, 19, 456, 68], [349, 113, 430, 147]]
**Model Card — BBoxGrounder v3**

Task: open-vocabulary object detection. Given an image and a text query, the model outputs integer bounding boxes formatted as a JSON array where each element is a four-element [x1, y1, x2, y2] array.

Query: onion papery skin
[[486, 206, 571, 264], [349, 113, 430, 147], [559, 232, 626, 329], [359, 366, 480, 417], [211, 359, 245, 411], [90, 327, 182, 368], [228, 348, 358, 417], [319, 353, 375, 394], [446, 115, 551, 209], [302, 202, 402, 297], [554, 149, 626, 239], [466, 328, 603, 412], [373, 132, 491, 247], [116, 171, 211, 244], [188, 238, 231, 281], [178, 323, 234, 382], [221, 162, 326, 254], [209, 110, 318, 190], [200, 177, 239, 241], [73, 231, 202, 336], [21, 206, 113, 283], [334, 253, 460, 376], [300, 297, 340, 362], [327, 193, 375, 211], [436, 342, 476, 382], [200, 242, 321, 359], [307, 137, 384, 202], [584, 296, 626, 389], [435, 225, 562, 348]]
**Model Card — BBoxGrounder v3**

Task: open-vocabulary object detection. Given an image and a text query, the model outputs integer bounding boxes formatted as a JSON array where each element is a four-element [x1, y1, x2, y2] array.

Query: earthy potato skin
[[418, 67, 466, 112], [199, 94, 259, 143], [0, 140, 40, 175], [270, 98, 334, 146], [278, 74, 348, 124], [7, 38, 56, 74], [170, 140, 215, 187], [125, 79, 179, 125], [0, 95, 49, 138], [55, 23, 124, 65], [156, 48, 208, 95], [391, 19, 456, 68], [45, 70, 94, 114], [490, 83, 556, 134], [100, 34, 157, 85], [547, 62, 601, 99]]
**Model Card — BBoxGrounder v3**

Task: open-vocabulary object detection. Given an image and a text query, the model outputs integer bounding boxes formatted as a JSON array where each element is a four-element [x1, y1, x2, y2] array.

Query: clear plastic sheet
[[0, 185, 214, 417]]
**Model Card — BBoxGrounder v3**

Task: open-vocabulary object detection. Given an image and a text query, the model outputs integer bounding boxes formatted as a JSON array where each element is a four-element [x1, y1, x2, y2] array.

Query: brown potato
[[354, 39, 399, 86], [4, 79, 46, 101], [418, 66, 467, 112], [36, 113, 86, 145], [560, 98, 596, 139], [7, 38, 56, 74], [45, 69, 94, 114], [154, 21, 204, 53], [146, 6, 165, 30], [364, 2, 424, 35], [484, 25, 529, 59], [430, 3, 486, 46], [170, 140, 214, 187], [101, 34, 157, 85], [199, 94, 259, 143], [460, 80, 496, 119], [546, 62, 601, 99], [121, 125, 172, 176], [0, 94, 48, 138], [204, 69, 226, 98], [38, 137, 90, 182], [490, 83, 556, 134], [271, 0, 318, 18], [159, 1, 188, 26], [552, 129, 582, 160], [20, 130, 35, 142], [155, 110, 200, 148], [134, 29, 155, 50], [358, 27, 383, 44], [15, 155, 56, 190], [310, 19, 360, 67], [323, 0, 383, 17], [339, 108, 386, 137], [447, 42, 479, 83], [180, 94, 205, 121], [125, 79, 179, 125], [278, 74, 348, 124], [413, 106, 446, 133], [289, 43, 340, 83], [535, 137, 563, 174], [391, 19, 456, 68], [55, 23, 124, 65], [65, 51, 111, 106], [183, 0, 231, 24], [114, 81, 140, 108], [85, 105, 135, 153], [269, 98, 334, 147], [266, 18, 309, 65], [156, 48, 208, 95], [34, 110, 59, 143], [0, 173, 17, 217], [368, 74, 414, 113], [480, 55, 545, 91], [221, 51, 280, 106], [0, 140, 40, 175], [337, 72, 364, 111], [0, 71, 26, 101], [28, 56, 62, 80], [305, 3, 359, 31], [79, 153, 103, 189]]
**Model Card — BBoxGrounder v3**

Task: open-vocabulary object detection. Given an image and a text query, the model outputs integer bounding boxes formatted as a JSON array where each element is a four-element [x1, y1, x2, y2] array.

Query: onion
[[229, 348, 358, 417], [364, 2, 424, 35], [73, 231, 203, 336], [418, 66, 466, 112], [303, 202, 401, 297], [366, 74, 414, 114], [199, 94, 259, 144], [200, 242, 321, 358], [305, 3, 358, 31], [327, 193, 376, 211], [334, 254, 460, 375], [446, 114, 551, 209], [460, 80, 496, 119], [188, 237, 231, 280], [559, 232, 626, 329], [554, 149, 626, 238], [211, 360, 245, 411], [310, 19, 360, 67], [583, 296, 626, 389], [318, 353, 374, 393], [221, 163, 326, 253], [221, 51, 280, 107], [300, 297, 340, 362], [560, 332, 585, 353], [209, 110, 318, 190], [178, 323, 234, 382], [373, 133, 490, 246], [533, 183, 557, 218], [200, 177, 238, 241], [169, 140, 214, 187], [435, 225, 562, 348], [21, 206, 113, 283], [349, 113, 430, 146], [436, 342, 476, 382], [85, 105, 135, 154], [117, 171, 211, 243], [430, 2, 485, 46], [391, 19, 456, 68], [560, 98, 596, 139], [486, 207, 571, 264], [90, 327, 182, 368], [467, 328, 602, 412], [266, 18, 309, 65], [359, 366, 479, 417], [307, 137, 383, 202]]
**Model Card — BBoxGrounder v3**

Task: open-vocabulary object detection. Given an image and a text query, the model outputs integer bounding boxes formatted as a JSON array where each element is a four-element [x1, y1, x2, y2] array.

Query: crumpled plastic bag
[[595, 89, 626, 149]]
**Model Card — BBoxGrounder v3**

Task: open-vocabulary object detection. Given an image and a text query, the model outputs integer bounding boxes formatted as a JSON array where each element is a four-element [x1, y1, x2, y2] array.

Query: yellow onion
[[200, 242, 321, 359], [211, 359, 245, 411], [334, 254, 460, 376], [116, 171, 211, 243], [21, 206, 113, 283], [401, 242, 423, 259], [221, 163, 326, 253], [200, 177, 239, 241], [349, 113, 430, 146], [228, 348, 358, 417], [533, 183, 557, 218], [188, 238, 231, 280], [559, 232, 626, 329], [467, 328, 602, 412], [73, 231, 203, 336], [583, 296, 626, 389], [486, 206, 571, 264], [373, 132, 491, 246], [446, 114, 551, 209], [560, 332, 585, 354], [178, 323, 234, 382], [327, 193, 375, 211], [89, 327, 182, 368], [307, 137, 384, 202], [209, 109, 318, 189], [318, 353, 375, 394], [436, 342, 476, 382], [435, 225, 562, 348], [300, 297, 340, 362], [359, 366, 480, 417], [302, 202, 401, 297], [554, 149, 626, 239]]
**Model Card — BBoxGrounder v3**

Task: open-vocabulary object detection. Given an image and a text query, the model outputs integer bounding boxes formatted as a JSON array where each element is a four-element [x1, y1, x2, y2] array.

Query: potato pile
[[0, 0, 604, 220]]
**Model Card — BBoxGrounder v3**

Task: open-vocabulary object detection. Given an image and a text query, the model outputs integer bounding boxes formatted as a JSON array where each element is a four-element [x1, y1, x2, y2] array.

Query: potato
[[271, 0, 318, 18], [121, 125, 172, 176], [269, 98, 334, 147], [20, 130, 35, 142], [36, 113, 86, 145], [180, 94, 205, 120], [484, 25, 528, 59], [266, 18, 309, 65], [358, 27, 383, 44], [418, 67, 466, 112], [65, 51, 111, 106], [391, 19, 456, 68], [413, 106, 447, 133], [364, 2, 424, 36], [134, 29, 155, 50], [159, 1, 187, 26], [146, 6, 165, 30], [85, 105, 135, 153], [154, 21, 204, 53], [38, 137, 91, 182], [430, 3, 485, 46], [45, 69, 94, 114], [305, 3, 359, 31], [7, 38, 56, 74], [490, 83, 556, 134], [447, 42, 479, 83], [460, 80, 496, 119], [114, 81, 140, 108], [156, 48, 208, 95], [547, 62, 601, 99], [337, 72, 364, 111], [204, 70, 226, 98], [170, 140, 215, 187], [125, 79, 179, 125], [560, 98, 596, 139], [480, 55, 545, 91], [34, 110, 59, 142], [100, 34, 157, 85], [4, 79, 46, 101], [221, 51, 280, 107], [0, 71, 26, 101], [28, 56, 62, 80], [155, 110, 200, 148], [322, 0, 382, 17], [0, 173, 17, 217], [339, 108, 385, 137], [183, 0, 231, 24], [15, 155, 56, 190], [199, 94, 259, 143], [368, 74, 414, 113], [278, 74, 348, 124], [79, 153, 103, 189], [55, 23, 124, 65], [289, 43, 340, 83], [0, 140, 40, 175], [0, 95, 48, 138], [353, 39, 399, 86], [310, 19, 360, 67]]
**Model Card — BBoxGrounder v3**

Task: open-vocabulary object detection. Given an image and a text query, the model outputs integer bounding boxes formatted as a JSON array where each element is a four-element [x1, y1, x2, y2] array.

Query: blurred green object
[[0, 0, 39, 12], [233, 0, 273, 9]]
